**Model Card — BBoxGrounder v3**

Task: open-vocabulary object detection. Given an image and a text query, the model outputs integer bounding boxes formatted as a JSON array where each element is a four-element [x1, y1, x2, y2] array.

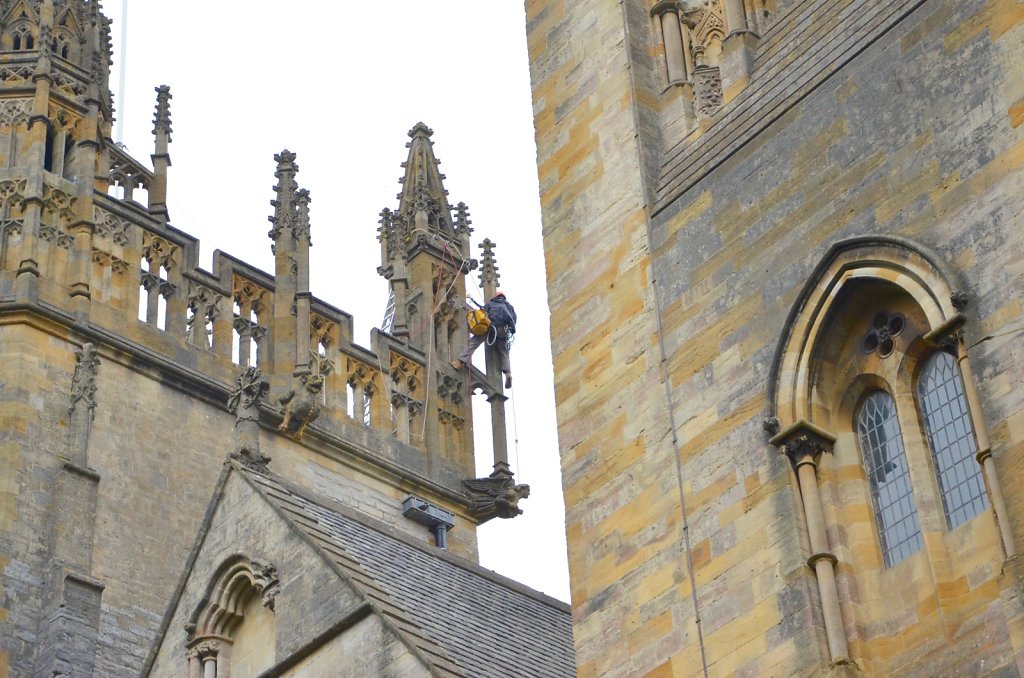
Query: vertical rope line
[[416, 241, 465, 442], [510, 386, 522, 479], [116, 0, 129, 144], [618, 2, 708, 674]]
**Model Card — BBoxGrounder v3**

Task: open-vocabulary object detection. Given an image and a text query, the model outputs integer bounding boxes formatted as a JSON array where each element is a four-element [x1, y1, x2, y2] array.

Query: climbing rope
[[417, 242, 464, 442], [509, 382, 522, 480], [380, 235, 518, 478]]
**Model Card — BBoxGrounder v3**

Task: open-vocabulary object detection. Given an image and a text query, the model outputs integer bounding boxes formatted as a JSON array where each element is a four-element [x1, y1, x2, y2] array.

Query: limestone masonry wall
[[0, 5, 509, 673], [530, 0, 1024, 675]]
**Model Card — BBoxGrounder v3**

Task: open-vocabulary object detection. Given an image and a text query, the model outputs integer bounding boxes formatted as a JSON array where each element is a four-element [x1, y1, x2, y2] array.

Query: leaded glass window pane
[[918, 351, 988, 529], [856, 391, 923, 567]]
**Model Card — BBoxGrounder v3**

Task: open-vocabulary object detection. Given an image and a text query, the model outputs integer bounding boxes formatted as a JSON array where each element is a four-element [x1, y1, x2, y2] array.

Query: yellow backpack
[[467, 308, 491, 336]]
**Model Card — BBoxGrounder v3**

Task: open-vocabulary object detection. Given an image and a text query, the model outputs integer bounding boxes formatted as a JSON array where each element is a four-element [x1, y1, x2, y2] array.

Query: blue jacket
[[485, 297, 517, 335]]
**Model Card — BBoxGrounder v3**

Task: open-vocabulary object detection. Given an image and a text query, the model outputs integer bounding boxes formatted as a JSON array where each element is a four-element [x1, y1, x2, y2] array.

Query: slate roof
[[654, 0, 922, 211], [241, 464, 576, 678]]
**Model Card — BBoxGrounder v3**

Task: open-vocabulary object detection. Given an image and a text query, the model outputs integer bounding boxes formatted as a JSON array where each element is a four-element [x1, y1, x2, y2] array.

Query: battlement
[[0, 76, 517, 532]]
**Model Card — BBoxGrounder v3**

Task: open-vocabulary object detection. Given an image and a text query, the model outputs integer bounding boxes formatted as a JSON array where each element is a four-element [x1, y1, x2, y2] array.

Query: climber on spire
[[451, 292, 517, 388]]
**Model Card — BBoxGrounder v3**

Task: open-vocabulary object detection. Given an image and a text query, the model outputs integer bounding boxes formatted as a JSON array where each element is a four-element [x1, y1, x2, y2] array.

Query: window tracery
[[9, 22, 34, 51], [767, 237, 1014, 664], [861, 310, 904, 358], [855, 390, 922, 566], [51, 30, 76, 61], [917, 350, 988, 529]]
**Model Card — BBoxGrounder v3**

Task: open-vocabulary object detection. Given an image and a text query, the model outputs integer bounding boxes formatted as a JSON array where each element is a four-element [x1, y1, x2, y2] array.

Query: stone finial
[[228, 367, 269, 421], [268, 150, 298, 240], [69, 343, 101, 418], [274, 149, 298, 171], [377, 207, 396, 254], [479, 239, 500, 291], [452, 202, 472, 236], [228, 367, 270, 466], [408, 121, 434, 141], [394, 121, 454, 243], [462, 463, 531, 523], [152, 85, 172, 139], [294, 188, 311, 243], [377, 208, 393, 242]]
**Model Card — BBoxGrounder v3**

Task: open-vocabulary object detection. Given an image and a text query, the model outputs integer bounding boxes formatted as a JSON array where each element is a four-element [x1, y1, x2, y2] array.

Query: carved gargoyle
[[463, 474, 531, 522], [277, 374, 323, 440]]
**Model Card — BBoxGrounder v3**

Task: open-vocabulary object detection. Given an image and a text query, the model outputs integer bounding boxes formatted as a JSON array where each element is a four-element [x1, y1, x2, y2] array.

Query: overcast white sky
[[103, 1, 569, 602]]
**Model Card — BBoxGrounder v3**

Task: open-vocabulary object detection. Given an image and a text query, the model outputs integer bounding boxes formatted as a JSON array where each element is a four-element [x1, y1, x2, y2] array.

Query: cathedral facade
[[527, 0, 1024, 675], [0, 1, 573, 676]]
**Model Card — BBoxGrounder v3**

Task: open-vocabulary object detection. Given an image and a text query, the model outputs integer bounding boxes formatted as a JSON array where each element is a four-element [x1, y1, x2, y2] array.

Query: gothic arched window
[[187, 557, 278, 677], [917, 350, 988, 529], [10, 23, 35, 51], [52, 31, 75, 61], [855, 390, 923, 567], [768, 238, 1014, 669]]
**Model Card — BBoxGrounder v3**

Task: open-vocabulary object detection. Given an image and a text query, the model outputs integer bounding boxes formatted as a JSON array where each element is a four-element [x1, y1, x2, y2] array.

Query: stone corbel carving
[[277, 374, 324, 440], [694, 66, 724, 118], [69, 343, 100, 417], [463, 465, 531, 523], [67, 342, 100, 467], [228, 367, 270, 466], [250, 561, 281, 611]]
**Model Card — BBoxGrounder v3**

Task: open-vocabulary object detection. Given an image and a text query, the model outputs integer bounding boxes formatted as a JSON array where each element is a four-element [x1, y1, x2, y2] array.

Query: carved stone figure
[[463, 472, 531, 522], [69, 343, 100, 417], [277, 374, 323, 440], [250, 561, 281, 611], [228, 367, 270, 465]]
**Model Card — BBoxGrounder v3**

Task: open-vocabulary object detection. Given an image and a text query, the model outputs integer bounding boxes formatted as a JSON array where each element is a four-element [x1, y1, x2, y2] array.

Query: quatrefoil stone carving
[[862, 310, 905, 358]]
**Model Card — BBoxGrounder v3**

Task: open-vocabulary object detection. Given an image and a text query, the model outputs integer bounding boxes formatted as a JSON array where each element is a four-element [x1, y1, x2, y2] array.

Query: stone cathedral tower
[[527, 0, 1024, 676], [0, 1, 571, 676]]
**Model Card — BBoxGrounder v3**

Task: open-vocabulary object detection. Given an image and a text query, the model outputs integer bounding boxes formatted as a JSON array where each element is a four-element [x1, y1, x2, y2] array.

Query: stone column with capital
[[651, 1, 689, 84], [771, 421, 850, 664], [720, 0, 758, 101]]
